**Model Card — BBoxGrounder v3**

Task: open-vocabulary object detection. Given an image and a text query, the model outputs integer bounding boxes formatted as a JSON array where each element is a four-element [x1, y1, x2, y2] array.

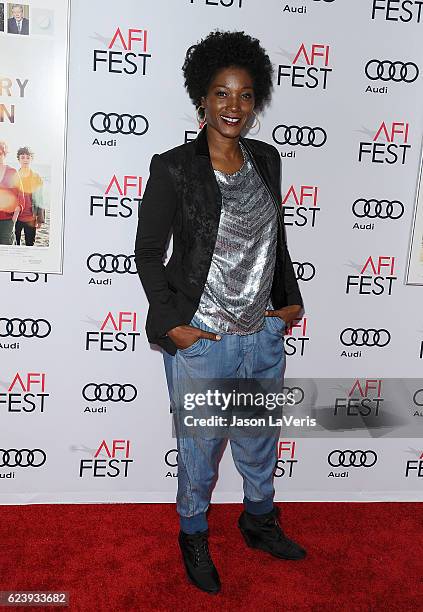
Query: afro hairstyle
[[182, 30, 274, 112]]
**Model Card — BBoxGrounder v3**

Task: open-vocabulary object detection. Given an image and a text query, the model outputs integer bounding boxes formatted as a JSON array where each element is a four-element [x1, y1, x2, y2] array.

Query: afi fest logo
[[89, 174, 143, 219], [405, 451, 423, 478], [277, 43, 332, 90], [371, 0, 423, 22], [274, 440, 298, 478], [358, 121, 411, 165], [333, 379, 384, 418], [346, 256, 397, 295], [10, 272, 49, 283], [284, 318, 309, 356], [79, 440, 133, 478], [189, 0, 244, 7], [85, 312, 140, 352], [93, 28, 151, 75], [282, 184, 321, 228], [0, 373, 48, 413]]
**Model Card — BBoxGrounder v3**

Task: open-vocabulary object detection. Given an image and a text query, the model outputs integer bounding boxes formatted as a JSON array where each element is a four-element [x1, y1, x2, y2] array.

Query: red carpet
[[0, 502, 422, 611]]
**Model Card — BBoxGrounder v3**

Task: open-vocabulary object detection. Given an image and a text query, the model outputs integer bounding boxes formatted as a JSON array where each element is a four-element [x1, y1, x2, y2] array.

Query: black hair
[[182, 30, 274, 112], [17, 146, 33, 159]]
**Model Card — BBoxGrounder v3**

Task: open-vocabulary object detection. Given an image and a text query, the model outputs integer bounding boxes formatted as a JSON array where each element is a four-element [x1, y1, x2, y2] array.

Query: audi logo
[[328, 450, 377, 468], [90, 112, 149, 135], [352, 198, 404, 220], [293, 262, 315, 281], [365, 60, 419, 83], [272, 125, 327, 147], [87, 254, 137, 274], [281, 386, 305, 405], [413, 389, 423, 407], [0, 318, 51, 338], [165, 449, 178, 467], [0, 448, 46, 467], [82, 383, 137, 403], [340, 328, 391, 347]]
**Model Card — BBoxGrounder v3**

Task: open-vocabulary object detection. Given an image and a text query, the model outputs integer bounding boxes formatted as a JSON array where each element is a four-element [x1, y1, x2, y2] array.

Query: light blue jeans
[[162, 313, 286, 534]]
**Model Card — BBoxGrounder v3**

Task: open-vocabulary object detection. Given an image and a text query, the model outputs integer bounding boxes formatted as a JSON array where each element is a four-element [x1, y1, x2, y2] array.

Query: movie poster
[[407, 139, 423, 285], [0, 0, 69, 273]]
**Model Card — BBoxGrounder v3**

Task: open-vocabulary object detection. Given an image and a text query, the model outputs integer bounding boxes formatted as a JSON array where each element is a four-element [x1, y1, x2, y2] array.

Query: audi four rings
[[281, 387, 305, 404], [90, 112, 149, 135], [272, 125, 327, 147], [328, 450, 378, 468], [0, 318, 51, 338], [340, 328, 391, 347], [365, 60, 419, 82], [82, 383, 138, 402], [352, 198, 404, 219], [293, 262, 316, 281], [0, 449, 47, 467], [87, 254, 137, 274]]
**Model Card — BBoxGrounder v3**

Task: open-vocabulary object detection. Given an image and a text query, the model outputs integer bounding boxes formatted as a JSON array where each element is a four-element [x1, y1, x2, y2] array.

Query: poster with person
[[7, 3, 30, 34], [0, 0, 69, 273]]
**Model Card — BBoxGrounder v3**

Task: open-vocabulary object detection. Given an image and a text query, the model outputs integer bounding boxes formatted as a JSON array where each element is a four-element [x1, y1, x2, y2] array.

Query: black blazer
[[8, 17, 29, 34], [134, 125, 303, 355]]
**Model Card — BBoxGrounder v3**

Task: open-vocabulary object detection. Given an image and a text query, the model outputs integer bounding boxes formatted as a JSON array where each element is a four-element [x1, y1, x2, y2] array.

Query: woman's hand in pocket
[[167, 324, 221, 350], [265, 304, 303, 327]]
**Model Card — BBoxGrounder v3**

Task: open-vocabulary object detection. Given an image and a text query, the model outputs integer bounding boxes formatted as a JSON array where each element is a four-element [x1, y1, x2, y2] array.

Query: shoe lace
[[260, 514, 286, 541], [191, 533, 212, 568]]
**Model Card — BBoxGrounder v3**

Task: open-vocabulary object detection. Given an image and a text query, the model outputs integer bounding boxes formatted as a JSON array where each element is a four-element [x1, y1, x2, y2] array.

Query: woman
[[0, 141, 24, 245], [15, 146, 45, 246], [135, 30, 306, 594]]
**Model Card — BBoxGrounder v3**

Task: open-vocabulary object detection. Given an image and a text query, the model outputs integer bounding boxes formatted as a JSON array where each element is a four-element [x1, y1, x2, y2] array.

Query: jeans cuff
[[243, 495, 274, 515], [180, 512, 208, 534]]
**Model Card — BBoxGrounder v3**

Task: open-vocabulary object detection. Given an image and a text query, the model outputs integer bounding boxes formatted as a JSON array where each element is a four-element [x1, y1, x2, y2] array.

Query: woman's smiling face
[[201, 66, 255, 139]]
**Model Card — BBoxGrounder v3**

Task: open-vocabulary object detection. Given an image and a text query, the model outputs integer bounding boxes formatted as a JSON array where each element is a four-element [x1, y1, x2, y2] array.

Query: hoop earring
[[196, 105, 207, 127], [250, 110, 260, 131]]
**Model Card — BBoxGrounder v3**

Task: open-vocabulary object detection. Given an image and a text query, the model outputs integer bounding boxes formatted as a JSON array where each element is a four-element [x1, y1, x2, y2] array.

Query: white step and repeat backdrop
[[1, 0, 423, 503]]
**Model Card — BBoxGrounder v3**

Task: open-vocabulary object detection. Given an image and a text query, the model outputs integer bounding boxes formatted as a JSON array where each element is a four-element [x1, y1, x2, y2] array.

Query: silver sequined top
[[194, 141, 277, 335]]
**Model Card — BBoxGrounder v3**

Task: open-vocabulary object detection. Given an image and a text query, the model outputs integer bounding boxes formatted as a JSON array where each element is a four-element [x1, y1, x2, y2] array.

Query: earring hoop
[[250, 110, 260, 132], [196, 105, 207, 127]]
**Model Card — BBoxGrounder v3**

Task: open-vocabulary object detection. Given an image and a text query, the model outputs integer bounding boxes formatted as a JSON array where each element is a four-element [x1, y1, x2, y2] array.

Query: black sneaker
[[238, 506, 307, 560], [178, 529, 221, 594]]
